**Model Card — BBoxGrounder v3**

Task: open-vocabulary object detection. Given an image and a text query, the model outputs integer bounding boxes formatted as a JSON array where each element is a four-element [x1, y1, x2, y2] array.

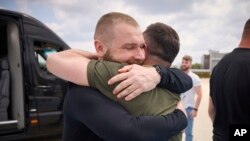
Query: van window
[[33, 41, 61, 72]]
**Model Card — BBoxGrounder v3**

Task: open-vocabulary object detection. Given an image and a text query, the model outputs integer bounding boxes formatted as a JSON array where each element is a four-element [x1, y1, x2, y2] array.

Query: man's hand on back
[[108, 64, 161, 101]]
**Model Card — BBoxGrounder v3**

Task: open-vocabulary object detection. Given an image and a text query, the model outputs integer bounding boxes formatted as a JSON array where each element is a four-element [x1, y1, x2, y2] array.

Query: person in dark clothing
[[48, 12, 191, 141], [209, 18, 250, 141], [63, 85, 187, 141]]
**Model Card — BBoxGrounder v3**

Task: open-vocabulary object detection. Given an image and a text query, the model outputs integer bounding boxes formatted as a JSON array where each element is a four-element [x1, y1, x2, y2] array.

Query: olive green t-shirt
[[87, 60, 181, 141]]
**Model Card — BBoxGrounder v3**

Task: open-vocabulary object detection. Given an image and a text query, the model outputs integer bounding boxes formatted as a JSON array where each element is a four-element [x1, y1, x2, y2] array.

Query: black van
[[0, 9, 69, 140]]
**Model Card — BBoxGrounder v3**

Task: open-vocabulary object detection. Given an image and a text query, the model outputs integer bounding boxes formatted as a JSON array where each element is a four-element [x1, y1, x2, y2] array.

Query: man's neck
[[184, 69, 190, 74], [143, 56, 170, 68], [239, 39, 250, 48]]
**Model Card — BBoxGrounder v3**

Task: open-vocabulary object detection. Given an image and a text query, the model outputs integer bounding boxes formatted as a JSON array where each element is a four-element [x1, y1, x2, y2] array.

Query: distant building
[[209, 50, 227, 71], [201, 54, 210, 69], [201, 50, 228, 71]]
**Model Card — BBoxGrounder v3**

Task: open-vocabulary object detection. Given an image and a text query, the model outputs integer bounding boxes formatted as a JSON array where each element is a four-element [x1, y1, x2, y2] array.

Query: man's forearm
[[68, 49, 97, 59], [125, 109, 187, 141], [194, 86, 202, 109], [47, 49, 92, 86], [158, 67, 193, 93]]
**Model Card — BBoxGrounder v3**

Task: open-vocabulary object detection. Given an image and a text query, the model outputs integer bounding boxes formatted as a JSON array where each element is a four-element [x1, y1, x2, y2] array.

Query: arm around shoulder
[[47, 49, 92, 86], [158, 67, 193, 93]]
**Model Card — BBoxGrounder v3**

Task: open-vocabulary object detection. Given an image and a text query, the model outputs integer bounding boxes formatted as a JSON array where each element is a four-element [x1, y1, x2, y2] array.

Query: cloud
[[68, 41, 95, 52], [8, 0, 250, 64], [169, 0, 250, 64], [15, 0, 31, 14], [125, 0, 195, 15]]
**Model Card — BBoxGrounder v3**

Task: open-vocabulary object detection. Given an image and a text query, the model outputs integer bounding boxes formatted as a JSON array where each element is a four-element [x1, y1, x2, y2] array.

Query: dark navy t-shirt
[[210, 48, 250, 140]]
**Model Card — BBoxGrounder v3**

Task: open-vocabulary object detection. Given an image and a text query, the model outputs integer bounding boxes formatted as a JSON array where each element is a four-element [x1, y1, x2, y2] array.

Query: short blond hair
[[94, 12, 139, 43]]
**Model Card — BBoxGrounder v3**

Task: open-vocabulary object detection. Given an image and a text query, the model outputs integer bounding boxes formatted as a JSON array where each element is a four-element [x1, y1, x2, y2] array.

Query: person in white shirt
[[180, 55, 202, 141]]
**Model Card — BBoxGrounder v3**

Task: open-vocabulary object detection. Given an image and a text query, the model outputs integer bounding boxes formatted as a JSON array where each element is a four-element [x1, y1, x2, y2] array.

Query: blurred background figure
[[180, 55, 203, 141]]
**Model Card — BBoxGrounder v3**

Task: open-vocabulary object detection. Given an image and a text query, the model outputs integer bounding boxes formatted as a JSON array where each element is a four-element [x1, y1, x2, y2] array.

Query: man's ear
[[94, 40, 107, 59]]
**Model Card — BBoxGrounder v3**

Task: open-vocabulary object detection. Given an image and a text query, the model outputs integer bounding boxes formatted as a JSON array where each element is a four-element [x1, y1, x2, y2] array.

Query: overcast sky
[[1, 0, 249, 65]]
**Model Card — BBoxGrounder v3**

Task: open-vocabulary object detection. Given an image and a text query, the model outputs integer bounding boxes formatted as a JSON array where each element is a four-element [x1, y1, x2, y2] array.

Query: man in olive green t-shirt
[[86, 23, 182, 141], [87, 60, 179, 117]]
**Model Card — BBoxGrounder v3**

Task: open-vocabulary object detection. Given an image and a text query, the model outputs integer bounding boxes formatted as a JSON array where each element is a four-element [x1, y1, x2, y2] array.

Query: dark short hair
[[143, 22, 179, 64]]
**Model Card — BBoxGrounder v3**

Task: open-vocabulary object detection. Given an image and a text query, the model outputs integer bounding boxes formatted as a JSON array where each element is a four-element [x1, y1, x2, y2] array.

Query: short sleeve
[[192, 73, 201, 87], [87, 60, 126, 101]]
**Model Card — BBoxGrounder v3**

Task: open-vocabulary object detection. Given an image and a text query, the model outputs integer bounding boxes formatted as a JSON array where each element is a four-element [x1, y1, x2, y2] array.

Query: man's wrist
[[153, 65, 162, 84], [153, 65, 162, 76], [153, 64, 162, 77]]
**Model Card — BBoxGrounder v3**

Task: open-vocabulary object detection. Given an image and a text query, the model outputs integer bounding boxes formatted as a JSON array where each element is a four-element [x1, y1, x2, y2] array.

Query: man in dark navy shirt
[[209, 18, 250, 141]]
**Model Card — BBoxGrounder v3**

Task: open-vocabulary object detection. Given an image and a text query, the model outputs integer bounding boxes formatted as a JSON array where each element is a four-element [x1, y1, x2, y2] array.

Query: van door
[[22, 16, 69, 134], [27, 40, 68, 131]]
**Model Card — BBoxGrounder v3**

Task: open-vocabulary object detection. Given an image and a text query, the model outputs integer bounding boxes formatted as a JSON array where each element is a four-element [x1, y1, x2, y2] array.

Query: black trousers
[[63, 84, 187, 141]]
